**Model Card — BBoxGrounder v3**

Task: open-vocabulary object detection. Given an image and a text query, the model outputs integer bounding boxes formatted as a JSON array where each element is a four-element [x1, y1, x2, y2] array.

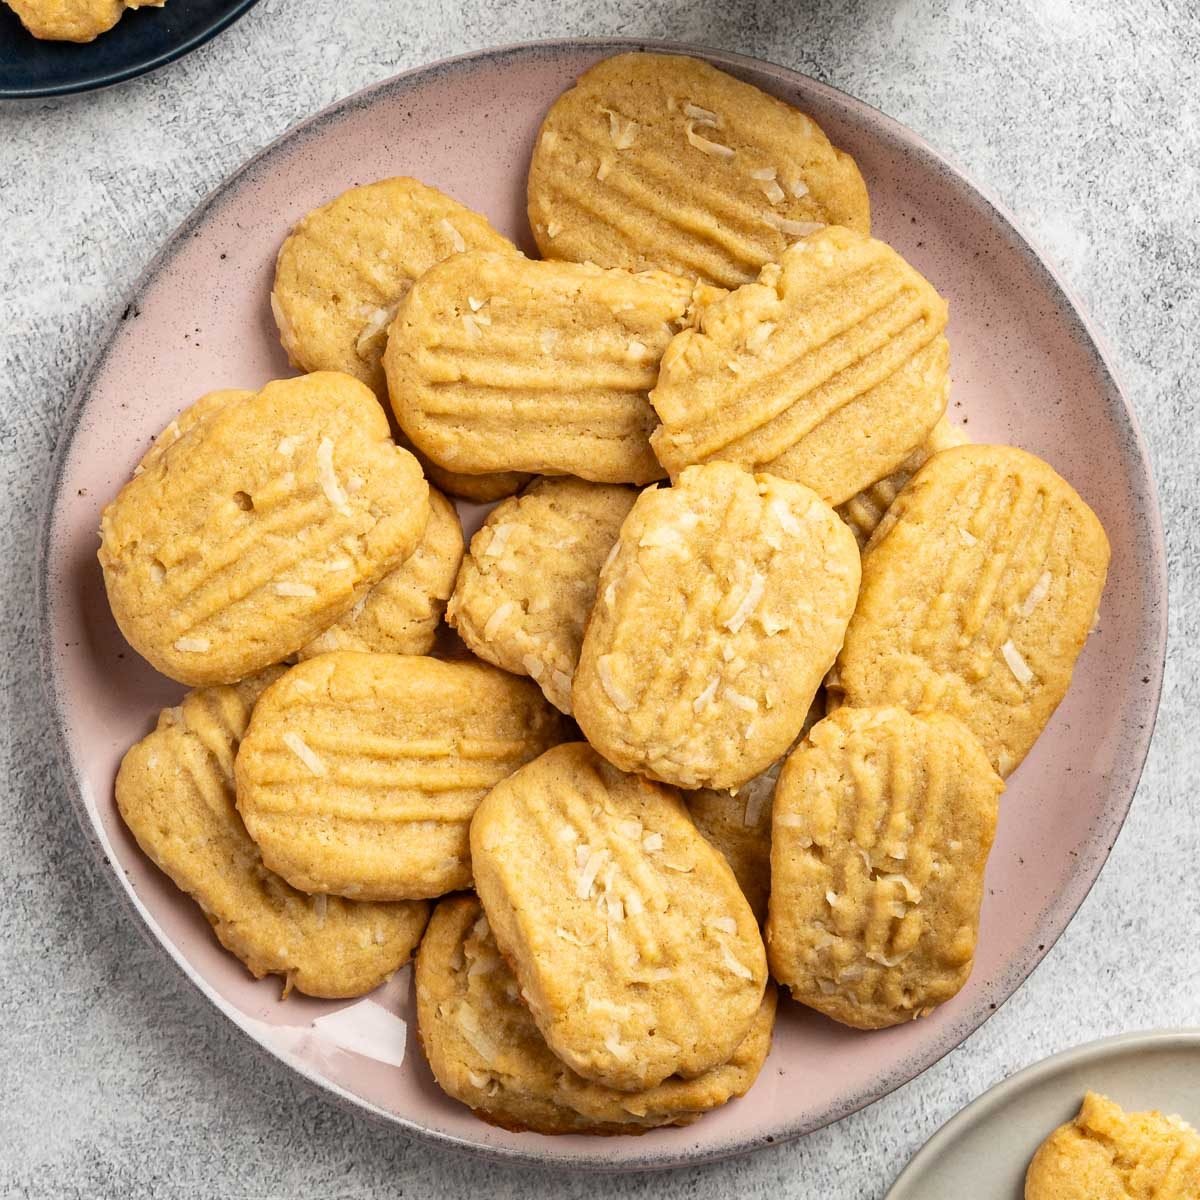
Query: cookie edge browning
[[766, 705, 1002, 1030], [470, 742, 767, 1092]]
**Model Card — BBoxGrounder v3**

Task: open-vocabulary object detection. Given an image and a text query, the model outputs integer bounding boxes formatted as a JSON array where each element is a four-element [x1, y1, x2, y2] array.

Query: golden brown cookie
[[115, 669, 430, 999], [235, 652, 566, 900], [384, 251, 702, 483], [766, 706, 1002, 1029], [415, 895, 777, 1133], [837, 416, 969, 548], [830, 444, 1110, 776], [271, 178, 516, 398], [298, 487, 463, 659], [527, 52, 870, 288], [470, 742, 767, 1092], [98, 373, 430, 686], [446, 477, 638, 712], [1025, 1092, 1200, 1200], [5, 0, 161, 41], [573, 462, 860, 790], [649, 226, 950, 506], [684, 694, 824, 923]]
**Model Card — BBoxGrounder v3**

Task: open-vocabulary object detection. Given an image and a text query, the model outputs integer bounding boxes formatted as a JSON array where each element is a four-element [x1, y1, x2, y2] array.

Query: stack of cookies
[[103, 52, 1111, 1134]]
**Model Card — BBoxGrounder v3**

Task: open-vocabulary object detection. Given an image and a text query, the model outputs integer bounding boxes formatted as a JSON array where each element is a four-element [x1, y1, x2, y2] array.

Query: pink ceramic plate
[[39, 39, 1166, 1171]]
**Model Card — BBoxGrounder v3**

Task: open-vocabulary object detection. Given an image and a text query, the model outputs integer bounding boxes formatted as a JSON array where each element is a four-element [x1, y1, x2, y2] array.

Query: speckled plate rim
[[884, 1029, 1200, 1198], [36, 37, 1168, 1173], [0, 0, 260, 100]]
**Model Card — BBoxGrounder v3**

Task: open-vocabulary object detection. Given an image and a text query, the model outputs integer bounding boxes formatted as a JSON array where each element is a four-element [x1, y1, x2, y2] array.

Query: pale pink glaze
[[39, 40, 1166, 1171]]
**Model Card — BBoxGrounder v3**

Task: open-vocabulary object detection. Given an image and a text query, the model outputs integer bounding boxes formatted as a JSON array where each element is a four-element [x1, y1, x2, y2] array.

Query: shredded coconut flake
[[604, 1032, 632, 1060], [765, 212, 825, 238], [466, 1069, 490, 1090], [439, 219, 466, 253], [725, 687, 758, 713], [642, 832, 663, 852], [355, 302, 401, 356], [522, 654, 545, 682], [482, 600, 515, 640], [879, 873, 921, 903], [1001, 639, 1034, 685], [616, 819, 643, 840], [323, 557, 352, 572], [457, 1003, 498, 1063], [749, 166, 776, 181], [283, 731, 326, 776], [686, 121, 735, 159], [742, 786, 771, 828], [683, 102, 719, 125], [693, 676, 719, 713], [273, 581, 316, 597], [483, 523, 516, 558], [959, 526, 978, 546], [596, 654, 634, 712], [545, 221, 562, 239], [467, 296, 486, 312], [602, 108, 638, 149], [555, 925, 591, 947], [467, 955, 499, 978], [311, 893, 327, 927], [277, 435, 301, 457], [316, 438, 351, 514], [173, 636, 210, 653], [708, 916, 737, 934], [724, 572, 766, 633], [626, 339, 648, 361], [576, 848, 610, 899], [758, 176, 786, 203], [461, 312, 483, 340], [1020, 571, 1052, 616], [624, 890, 644, 917], [867, 948, 911, 967], [720, 946, 754, 980], [788, 177, 810, 198], [826, 889, 840, 908], [596, 158, 612, 181], [746, 322, 775, 353]]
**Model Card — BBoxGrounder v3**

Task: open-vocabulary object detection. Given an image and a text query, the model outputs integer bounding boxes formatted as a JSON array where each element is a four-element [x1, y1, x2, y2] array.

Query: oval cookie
[[573, 462, 860, 790], [271, 177, 516, 398], [298, 486, 463, 659], [649, 226, 950, 506], [235, 652, 566, 900], [115, 670, 430, 999], [766, 706, 1002, 1029], [837, 415, 969, 548], [384, 251, 701, 483], [98, 373, 430, 686], [831, 444, 1111, 776], [470, 742, 767, 1092], [1025, 1092, 1200, 1200], [446, 477, 638, 713], [527, 52, 870, 288], [416, 895, 776, 1133]]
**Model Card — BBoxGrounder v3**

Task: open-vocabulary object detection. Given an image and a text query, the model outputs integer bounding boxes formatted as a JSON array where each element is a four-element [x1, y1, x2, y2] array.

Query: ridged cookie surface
[[831, 444, 1110, 776], [573, 463, 860, 790], [527, 52, 870, 288], [235, 652, 566, 900], [837, 415, 969, 548], [98, 373, 430, 686], [766, 706, 1001, 1029], [447, 477, 638, 713], [1024, 1091, 1200, 1200], [416, 896, 776, 1133], [115, 670, 430, 999], [298, 487, 463, 659], [384, 251, 700, 483], [271, 177, 516, 398], [470, 743, 767, 1092], [7, 0, 162, 41], [650, 226, 950, 506]]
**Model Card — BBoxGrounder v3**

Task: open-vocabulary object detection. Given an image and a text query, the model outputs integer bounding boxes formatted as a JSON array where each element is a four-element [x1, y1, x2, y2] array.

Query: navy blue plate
[[0, 0, 259, 99]]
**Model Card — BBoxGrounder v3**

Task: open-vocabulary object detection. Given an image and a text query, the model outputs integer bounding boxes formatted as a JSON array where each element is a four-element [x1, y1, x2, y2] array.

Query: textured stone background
[[1, 1, 1197, 1196]]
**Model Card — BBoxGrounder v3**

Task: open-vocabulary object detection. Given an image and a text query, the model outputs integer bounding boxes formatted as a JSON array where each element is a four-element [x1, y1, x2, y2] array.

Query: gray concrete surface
[[2, 1, 1197, 1196]]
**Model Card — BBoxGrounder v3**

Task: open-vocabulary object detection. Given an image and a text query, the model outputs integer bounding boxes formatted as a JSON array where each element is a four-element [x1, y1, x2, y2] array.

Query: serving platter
[[39, 38, 1166, 1170]]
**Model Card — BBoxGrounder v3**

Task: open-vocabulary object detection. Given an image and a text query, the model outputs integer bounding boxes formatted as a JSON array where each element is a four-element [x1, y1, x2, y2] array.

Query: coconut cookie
[[830, 444, 1110, 776], [298, 487, 463, 659], [573, 463, 860, 791], [766, 706, 1001, 1029], [5, 0, 162, 41], [116, 670, 430, 999], [416, 896, 777, 1133], [271, 177, 516, 398], [235, 652, 566, 900], [447, 477, 638, 713], [838, 416, 969, 548], [384, 251, 702, 484], [471, 743, 767, 1092], [527, 52, 870, 289], [98, 373, 430, 687], [1025, 1092, 1200, 1200], [649, 226, 950, 506]]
